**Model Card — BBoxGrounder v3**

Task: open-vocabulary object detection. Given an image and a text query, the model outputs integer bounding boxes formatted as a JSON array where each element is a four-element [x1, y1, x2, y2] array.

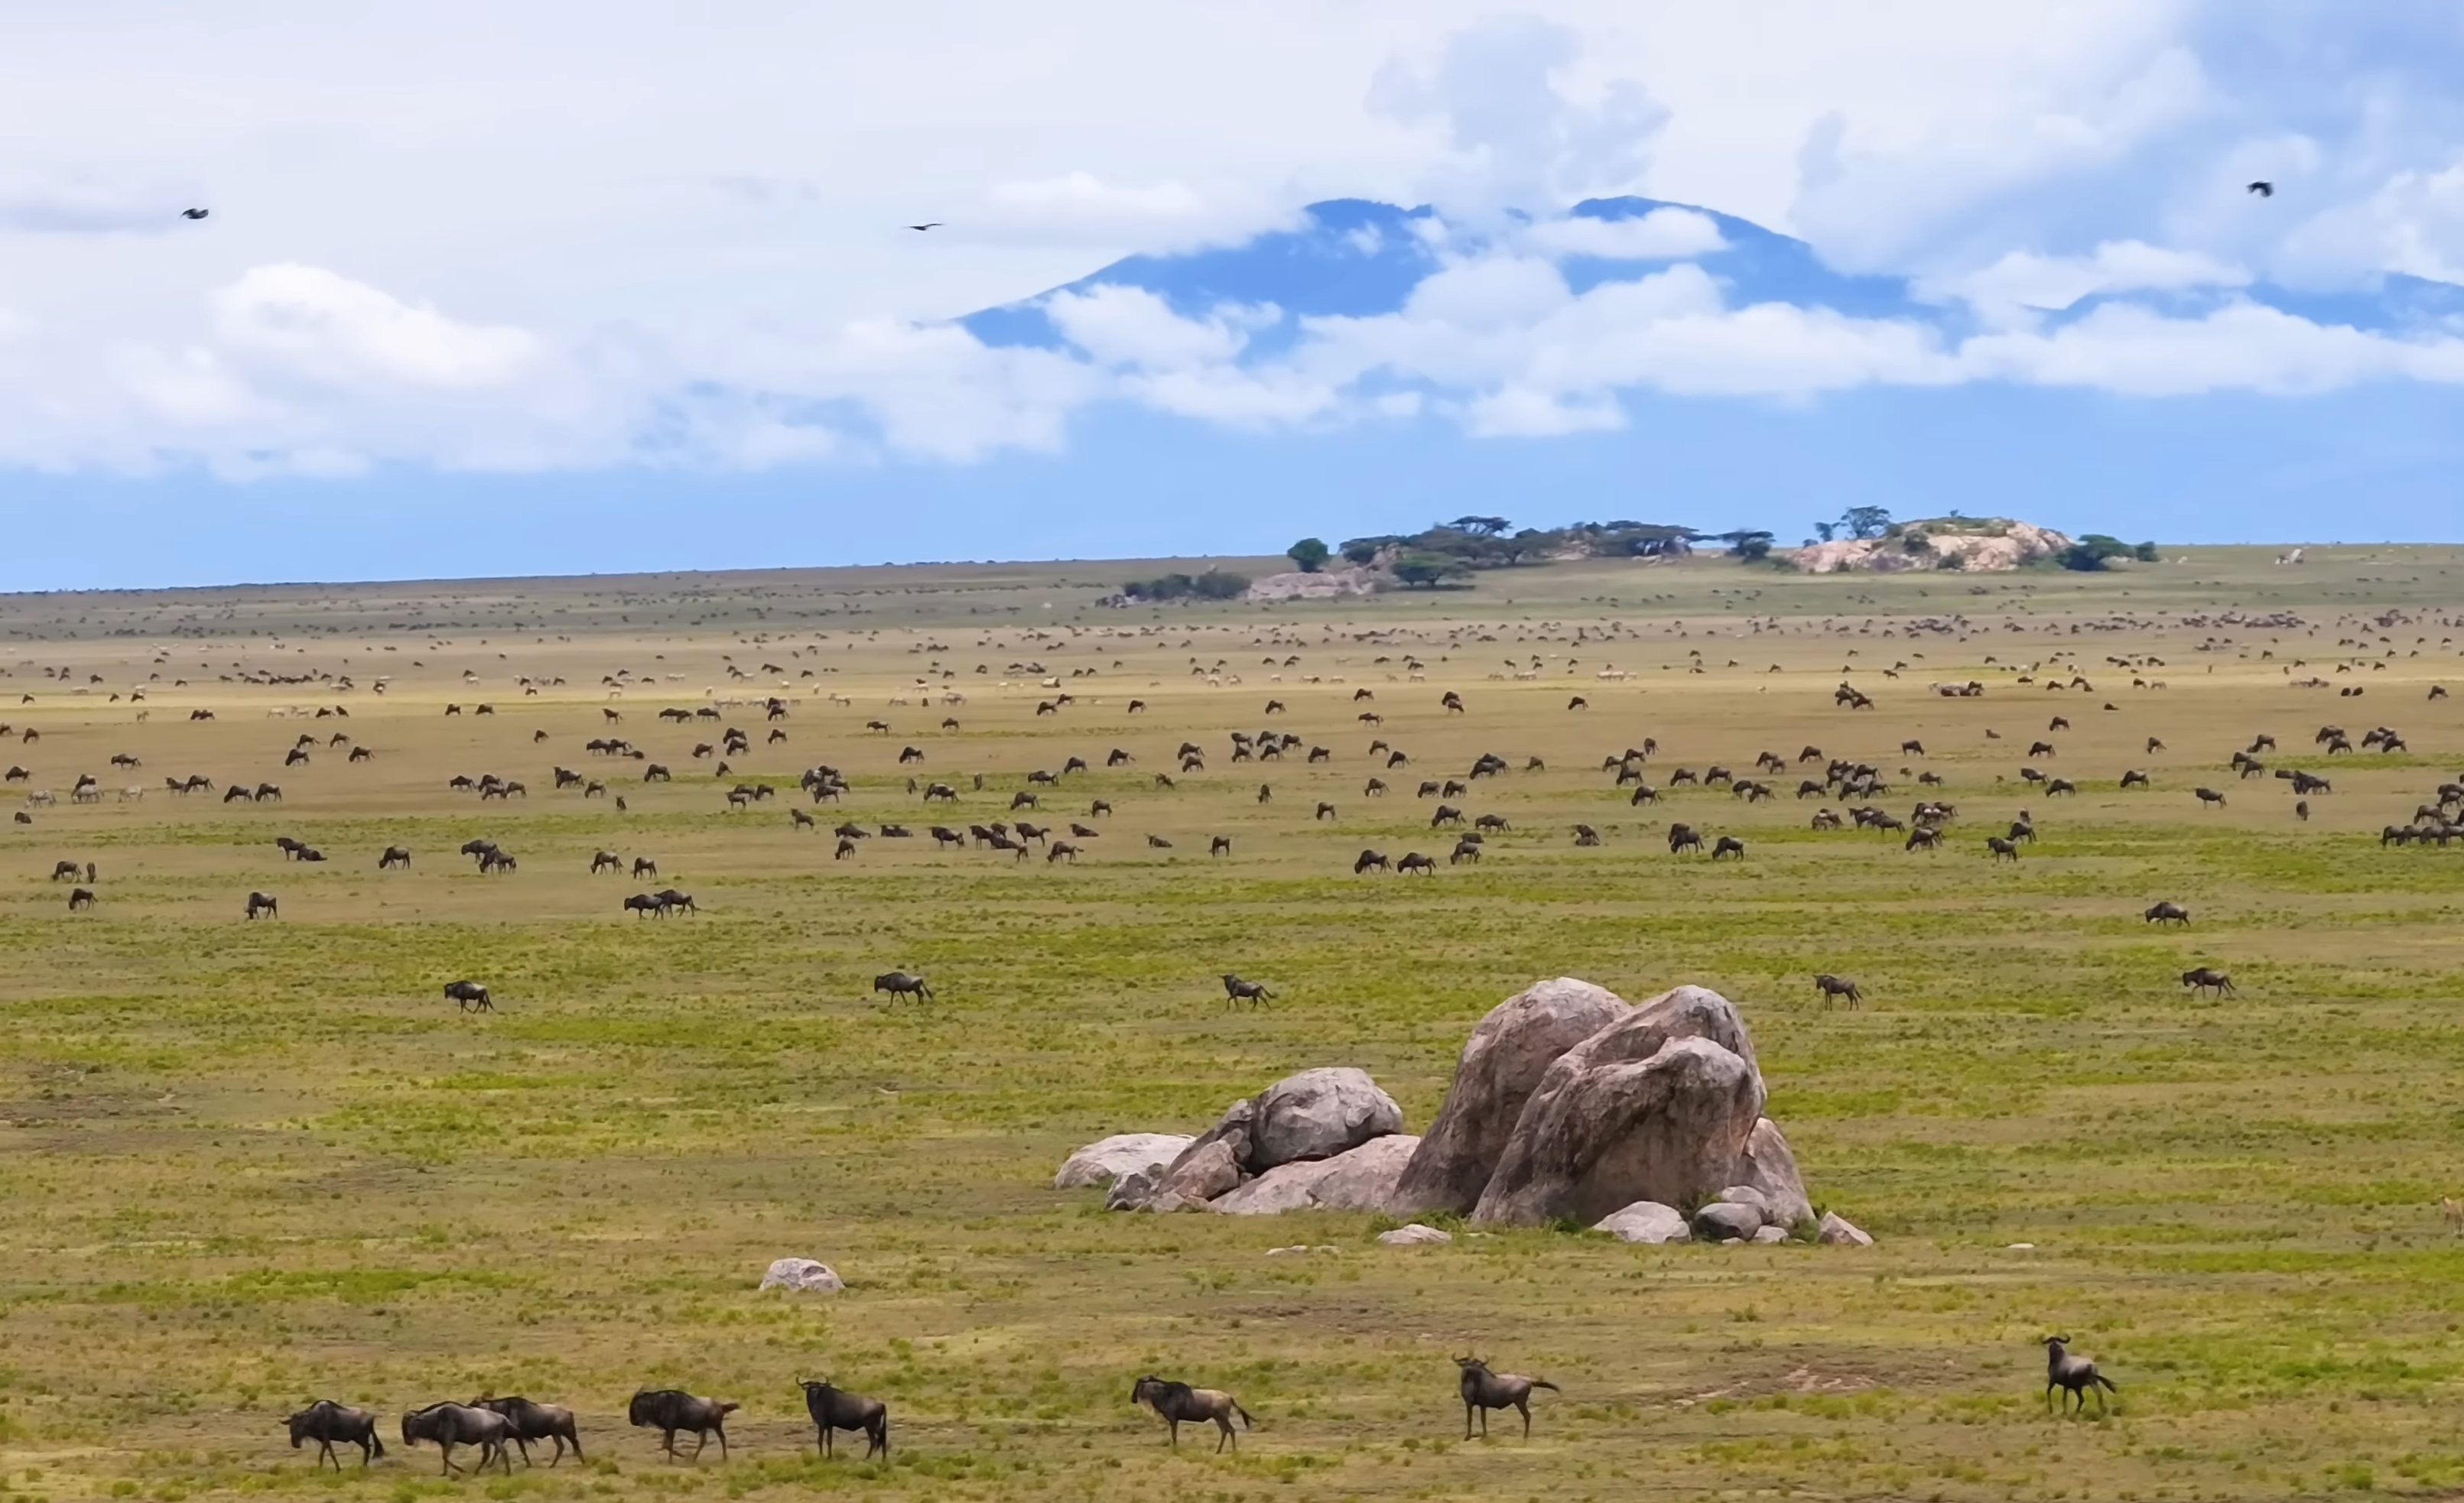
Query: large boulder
[[1250, 1068, 1403, 1169], [757, 1258, 844, 1292], [1377, 1222, 1454, 1245], [1471, 986, 1767, 1228], [1055, 1133, 1195, 1190], [1162, 1138, 1243, 1202], [1210, 1135, 1421, 1215], [1693, 1201, 1764, 1242], [1160, 1098, 1256, 1182], [1592, 1200, 1689, 1245], [1393, 978, 1631, 1215], [1728, 1118, 1812, 1227]]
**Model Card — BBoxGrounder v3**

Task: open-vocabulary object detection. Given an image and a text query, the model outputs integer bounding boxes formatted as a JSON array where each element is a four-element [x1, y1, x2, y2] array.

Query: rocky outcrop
[[1055, 1132, 1195, 1190], [1728, 1118, 1812, 1227], [1243, 566, 1383, 602], [1251, 1068, 1403, 1169], [1786, 518, 2072, 575], [1211, 1135, 1419, 1215], [1162, 1139, 1243, 1202], [758, 1258, 844, 1292], [1472, 986, 1766, 1227], [1393, 978, 1632, 1215]]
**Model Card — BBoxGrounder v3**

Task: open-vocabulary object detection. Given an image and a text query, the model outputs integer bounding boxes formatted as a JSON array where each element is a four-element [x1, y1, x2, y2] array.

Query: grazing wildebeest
[[2144, 901, 2189, 926], [1146, 833, 1172, 849], [2119, 769, 2150, 789], [1210, 835, 1233, 856], [1813, 973, 1862, 1007], [288, 1400, 385, 1469], [1711, 835, 1746, 860], [591, 850, 622, 874], [255, 782, 281, 801], [401, 1401, 514, 1475], [1905, 825, 1941, 851], [1572, 823, 1600, 846], [223, 784, 254, 803], [2193, 786, 2226, 808], [799, 1379, 889, 1459], [1449, 837, 1483, 865], [472, 1395, 583, 1466], [1089, 798, 1112, 816], [628, 1389, 737, 1462], [874, 970, 932, 1002], [1986, 836, 2020, 861], [68, 886, 95, 911], [2181, 967, 2238, 998], [1045, 841, 1079, 862], [49, 859, 79, 881], [2042, 1336, 2118, 1415], [632, 857, 658, 879], [245, 891, 278, 919], [834, 836, 857, 860], [1396, 852, 1437, 875], [444, 980, 493, 1013], [1668, 823, 1702, 854], [1222, 973, 1273, 1006], [1131, 1375, 1253, 1452], [379, 846, 412, 869], [1354, 849, 1390, 874], [1455, 1356, 1559, 1440]]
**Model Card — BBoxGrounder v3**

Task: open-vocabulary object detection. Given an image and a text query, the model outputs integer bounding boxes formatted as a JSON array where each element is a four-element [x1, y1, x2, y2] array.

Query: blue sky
[[2, 3, 2462, 588]]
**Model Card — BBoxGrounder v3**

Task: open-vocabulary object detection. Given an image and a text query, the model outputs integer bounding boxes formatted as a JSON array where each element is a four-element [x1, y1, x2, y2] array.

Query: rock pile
[[1056, 979, 1869, 1245]]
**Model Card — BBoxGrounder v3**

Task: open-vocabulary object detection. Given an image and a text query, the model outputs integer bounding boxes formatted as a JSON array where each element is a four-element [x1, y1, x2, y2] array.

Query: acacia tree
[[1286, 537, 1330, 573], [1840, 505, 1893, 540]]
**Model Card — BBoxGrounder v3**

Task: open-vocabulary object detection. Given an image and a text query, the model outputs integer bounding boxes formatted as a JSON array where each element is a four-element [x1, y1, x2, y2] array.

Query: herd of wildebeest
[[15, 671, 2462, 1014]]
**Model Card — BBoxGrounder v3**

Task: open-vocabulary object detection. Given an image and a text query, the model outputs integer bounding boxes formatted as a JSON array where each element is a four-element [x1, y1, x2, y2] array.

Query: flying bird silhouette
[[906, 222, 942, 231], [2246, 181, 2274, 197], [180, 208, 210, 220]]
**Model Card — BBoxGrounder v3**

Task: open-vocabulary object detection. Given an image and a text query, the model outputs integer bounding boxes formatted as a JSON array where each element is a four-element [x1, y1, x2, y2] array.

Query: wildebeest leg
[[513, 1433, 533, 1466], [820, 1423, 833, 1458], [1519, 1397, 1531, 1439], [714, 1425, 727, 1460], [689, 1428, 707, 1462], [1167, 1417, 1179, 1448], [1216, 1414, 1233, 1453], [438, 1440, 460, 1475], [315, 1438, 337, 1470]]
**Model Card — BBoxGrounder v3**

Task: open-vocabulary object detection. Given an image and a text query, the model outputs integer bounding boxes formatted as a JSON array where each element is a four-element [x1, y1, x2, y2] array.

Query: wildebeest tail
[[1530, 1378, 1562, 1393], [369, 1433, 386, 1458], [2094, 1374, 2118, 1393], [1234, 1402, 1253, 1430]]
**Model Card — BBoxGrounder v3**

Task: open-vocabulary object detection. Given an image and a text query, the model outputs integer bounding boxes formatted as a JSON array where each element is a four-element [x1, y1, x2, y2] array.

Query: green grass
[[2, 545, 2464, 1499]]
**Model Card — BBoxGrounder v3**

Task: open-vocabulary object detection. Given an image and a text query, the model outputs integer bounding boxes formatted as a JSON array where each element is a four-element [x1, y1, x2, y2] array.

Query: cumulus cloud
[[967, 171, 1296, 250], [1921, 239, 2250, 323], [1519, 206, 1725, 260], [1043, 285, 1272, 370], [213, 265, 541, 388]]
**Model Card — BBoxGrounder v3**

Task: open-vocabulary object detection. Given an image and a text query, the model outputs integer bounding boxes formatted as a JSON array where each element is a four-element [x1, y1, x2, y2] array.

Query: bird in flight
[[2246, 181, 2274, 197], [906, 222, 942, 231], [180, 207, 210, 220]]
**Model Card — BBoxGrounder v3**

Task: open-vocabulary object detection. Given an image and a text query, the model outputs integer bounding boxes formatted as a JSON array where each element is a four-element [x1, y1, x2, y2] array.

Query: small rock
[[1142, 1190, 1192, 1214], [1055, 1132, 1194, 1190], [1377, 1223, 1454, 1245], [1752, 1225, 1788, 1244], [1717, 1186, 1773, 1223], [2006, 1242, 2035, 1251], [1693, 1202, 1765, 1242], [1592, 1201, 1690, 1244], [757, 1258, 843, 1293], [1105, 1169, 1159, 1212], [1266, 1244, 1311, 1257], [1817, 1211, 1874, 1247]]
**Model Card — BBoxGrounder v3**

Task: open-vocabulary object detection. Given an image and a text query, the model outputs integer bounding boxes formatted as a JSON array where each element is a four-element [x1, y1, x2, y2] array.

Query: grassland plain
[[4, 546, 2464, 1501]]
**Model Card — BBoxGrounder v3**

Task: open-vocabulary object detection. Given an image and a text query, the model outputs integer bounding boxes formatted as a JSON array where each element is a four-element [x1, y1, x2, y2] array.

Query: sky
[[3, 2, 2463, 589]]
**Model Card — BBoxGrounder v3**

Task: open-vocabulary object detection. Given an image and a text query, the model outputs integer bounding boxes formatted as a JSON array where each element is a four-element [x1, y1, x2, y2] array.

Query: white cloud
[[970, 171, 1296, 250], [1923, 239, 2249, 322], [1043, 284, 1269, 370], [1464, 385, 1624, 436], [1519, 206, 1726, 260], [213, 265, 541, 388], [1964, 300, 2464, 395]]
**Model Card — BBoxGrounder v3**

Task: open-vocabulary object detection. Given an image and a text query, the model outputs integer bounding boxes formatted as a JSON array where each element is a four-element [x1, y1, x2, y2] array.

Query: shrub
[[1286, 537, 1330, 573]]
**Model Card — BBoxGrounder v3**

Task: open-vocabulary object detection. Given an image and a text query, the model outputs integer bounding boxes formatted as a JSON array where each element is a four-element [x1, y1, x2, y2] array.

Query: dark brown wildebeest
[[1449, 837, 1482, 865], [652, 888, 695, 914], [2295, 800, 2311, 821], [245, 891, 278, 919], [1431, 803, 1463, 827], [2042, 1336, 2118, 1416], [1440, 690, 1464, 713], [1711, 835, 1746, 860], [2193, 787, 2227, 808], [401, 1401, 514, 1476], [1567, 696, 1587, 710], [591, 849, 622, 874], [1455, 1356, 1559, 1440], [1131, 1376, 1253, 1452], [628, 1388, 737, 1462], [2144, 901, 2189, 926], [632, 857, 658, 879], [1416, 781, 1442, 798], [1396, 852, 1437, 875], [1354, 849, 1390, 874], [1068, 823, 1099, 838], [49, 859, 79, 881], [255, 782, 282, 801], [1222, 973, 1273, 1006], [2119, 769, 2150, 789], [470, 1395, 583, 1466], [1146, 833, 1173, 849], [1045, 841, 1079, 862], [288, 1400, 385, 1469], [1572, 824, 1600, 846], [2147, 737, 2166, 753], [899, 745, 925, 764], [1314, 800, 1336, 821], [2181, 967, 2237, 997], [2028, 740, 2056, 758], [799, 1379, 889, 1459], [1630, 784, 1659, 805], [223, 784, 254, 803], [873, 971, 932, 1002], [1210, 835, 1233, 856], [834, 837, 857, 860], [1475, 813, 1510, 833], [285, 746, 310, 767], [1987, 836, 2020, 861], [68, 885, 95, 911], [1386, 750, 1409, 768], [1362, 777, 1386, 797], [1813, 973, 1862, 1007], [445, 980, 493, 1012], [623, 893, 668, 917], [1905, 825, 1941, 851], [1153, 774, 1176, 790], [1668, 823, 1702, 854]]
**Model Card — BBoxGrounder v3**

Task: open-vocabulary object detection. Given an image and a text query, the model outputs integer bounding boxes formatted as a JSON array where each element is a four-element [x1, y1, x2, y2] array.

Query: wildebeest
[[1210, 834, 1233, 856], [799, 1379, 889, 1459], [652, 888, 695, 914], [1710, 835, 1746, 859], [1450, 838, 1483, 864], [632, 856, 658, 879], [1131, 1375, 1252, 1452], [1146, 833, 1172, 849], [627, 1388, 737, 1462], [1455, 1356, 1559, 1440], [471, 1395, 583, 1466], [1986, 836, 2020, 861], [67, 885, 95, 911], [379, 846, 412, 869], [2144, 901, 2189, 926], [401, 1401, 514, 1475], [1813, 973, 1862, 1006], [625, 892, 672, 917], [49, 859, 79, 881], [2042, 1336, 2118, 1415], [2119, 769, 2150, 789], [2193, 786, 2227, 808], [1222, 973, 1273, 1006], [591, 849, 622, 874], [245, 891, 278, 919], [444, 980, 493, 1012], [1668, 823, 1702, 854], [2181, 966, 2238, 997], [1396, 852, 1436, 875], [874, 970, 933, 1001], [1354, 849, 1390, 874], [288, 1399, 385, 1469]]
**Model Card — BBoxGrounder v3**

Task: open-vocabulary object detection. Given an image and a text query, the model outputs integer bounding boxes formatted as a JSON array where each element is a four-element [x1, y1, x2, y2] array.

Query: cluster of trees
[[2059, 534, 2161, 570], [1286, 516, 1706, 583], [1120, 570, 1250, 602]]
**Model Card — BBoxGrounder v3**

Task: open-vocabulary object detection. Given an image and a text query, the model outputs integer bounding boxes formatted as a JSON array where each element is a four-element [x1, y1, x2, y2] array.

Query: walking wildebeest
[[798, 1379, 889, 1459], [628, 1388, 736, 1462], [1667, 823, 1702, 854], [623, 892, 668, 917], [1813, 972, 1862, 1007], [287, 1400, 385, 1469], [1455, 1356, 1559, 1440], [245, 891, 278, 919], [401, 1401, 514, 1475], [1354, 849, 1390, 873], [1131, 1375, 1253, 1452], [2042, 1336, 2118, 1415], [874, 970, 933, 1002], [1396, 852, 1437, 874], [1221, 973, 1273, 1006], [1986, 836, 2020, 861], [1711, 835, 1746, 859], [444, 980, 493, 1012], [2144, 901, 2189, 926], [470, 1395, 583, 1466], [2181, 966, 2238, 997]]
